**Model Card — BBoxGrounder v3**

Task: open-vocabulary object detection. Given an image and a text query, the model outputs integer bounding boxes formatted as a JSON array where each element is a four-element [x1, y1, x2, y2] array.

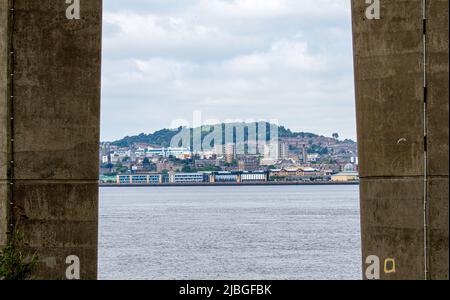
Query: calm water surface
[[98, 185, 361, 280]]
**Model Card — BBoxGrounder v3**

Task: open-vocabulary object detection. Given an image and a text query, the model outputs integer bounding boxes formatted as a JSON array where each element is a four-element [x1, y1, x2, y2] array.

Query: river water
[[98, 185, 362, 280]]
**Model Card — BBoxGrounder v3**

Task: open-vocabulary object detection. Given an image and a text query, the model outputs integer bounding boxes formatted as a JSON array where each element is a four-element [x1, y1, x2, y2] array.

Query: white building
[[307, 153, 320, 162], [224, 143, 236, 163], [214, 144, 224, 156], [146, 147, 191, 158], [263, 142, 279, 160], [169, 173, 206, 183], [241, 172, 268, 182], [278, 142, 289, 159]]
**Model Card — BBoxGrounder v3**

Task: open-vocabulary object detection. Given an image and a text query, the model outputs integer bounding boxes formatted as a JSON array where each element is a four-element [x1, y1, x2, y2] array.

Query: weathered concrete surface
[[427, 0, 450, 177], [0, 0, 9, 248], [0, 1, 102, 279], [359, 178, 426, 279], [352, 0, 425, 178], [353, 0, 449, 279], [426, 0, 449, 280], [428, 177, 449, 279]]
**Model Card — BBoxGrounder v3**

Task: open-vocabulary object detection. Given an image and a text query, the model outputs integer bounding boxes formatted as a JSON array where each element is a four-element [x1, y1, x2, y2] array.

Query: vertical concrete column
[[352, 0, 448, 279], [0, 0, 102, 279], [0, 0, 8, 252], [425, 0, 449, 280]]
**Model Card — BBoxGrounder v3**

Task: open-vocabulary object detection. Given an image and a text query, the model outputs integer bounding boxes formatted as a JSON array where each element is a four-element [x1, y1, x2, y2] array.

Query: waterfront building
[[169, 172, 208, 183], [330, 164, 359, 182], [241, 172, 268, 182], [112, 171, 269, 185], [117, 174, 163, 184], [269, 167, 322, 181], [100, 174, 117, 184], [214, 172, 240, 183], [331, 171, 359, 182], [212, 171, 268, 183]]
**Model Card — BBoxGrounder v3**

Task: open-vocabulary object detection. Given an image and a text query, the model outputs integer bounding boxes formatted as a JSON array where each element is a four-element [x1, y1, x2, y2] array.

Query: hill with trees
[[109, 123, 353, 148]]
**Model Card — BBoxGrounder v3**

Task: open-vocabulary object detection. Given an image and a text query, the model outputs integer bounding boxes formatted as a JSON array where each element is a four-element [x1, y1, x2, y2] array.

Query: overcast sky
[[101, 0, 356, 142]]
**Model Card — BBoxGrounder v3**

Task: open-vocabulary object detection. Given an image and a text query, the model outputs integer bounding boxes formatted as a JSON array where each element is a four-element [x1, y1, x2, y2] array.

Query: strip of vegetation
[[0, 231, 38, 280]]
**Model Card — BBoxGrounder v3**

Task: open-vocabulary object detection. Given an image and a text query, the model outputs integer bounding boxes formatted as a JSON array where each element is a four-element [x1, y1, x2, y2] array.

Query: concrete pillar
[[0, 0, 102, 280], [352, 0, 448, 279]]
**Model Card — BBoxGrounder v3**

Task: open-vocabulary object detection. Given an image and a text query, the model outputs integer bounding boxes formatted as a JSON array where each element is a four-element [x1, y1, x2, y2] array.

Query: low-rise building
[[330, 163, 359, 182], [146, 147, 191, 158], [213, 172, 239, 183], [241, 172, 268, 182], [307, 153, 320, 162], [331, 171, 359, 182], [113, 171, 269, 185], [100, 175, 117, 184], [269, 167, 322, 181], [156, 160, 184, 172], [194, 159, 218, 169], [169, 172, 207, 183], [117, 174, 163, 184], [211, 171, 268, 183]]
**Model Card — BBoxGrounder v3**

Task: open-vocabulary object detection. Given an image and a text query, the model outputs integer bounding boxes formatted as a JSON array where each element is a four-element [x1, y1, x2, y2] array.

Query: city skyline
[[101, 0, 356, 142]]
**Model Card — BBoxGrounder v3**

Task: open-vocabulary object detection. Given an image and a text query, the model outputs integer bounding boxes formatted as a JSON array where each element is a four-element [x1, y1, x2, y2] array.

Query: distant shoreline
[[99, 181, 359, 188]]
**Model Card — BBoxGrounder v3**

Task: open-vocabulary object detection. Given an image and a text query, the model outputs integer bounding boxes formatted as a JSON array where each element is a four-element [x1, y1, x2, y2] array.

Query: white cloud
[[103, 12, 264, 61], [223, 40, 328, 76], [194, 0, 290, 18]]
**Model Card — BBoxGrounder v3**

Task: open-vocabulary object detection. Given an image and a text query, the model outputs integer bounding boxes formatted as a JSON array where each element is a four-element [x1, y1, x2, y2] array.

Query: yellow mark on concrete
[[384, 258, 396, 274]]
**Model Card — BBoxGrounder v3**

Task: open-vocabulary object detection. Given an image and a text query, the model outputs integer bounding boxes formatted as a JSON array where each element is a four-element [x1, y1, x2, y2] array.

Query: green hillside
[[110, 123, 323, 148]]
